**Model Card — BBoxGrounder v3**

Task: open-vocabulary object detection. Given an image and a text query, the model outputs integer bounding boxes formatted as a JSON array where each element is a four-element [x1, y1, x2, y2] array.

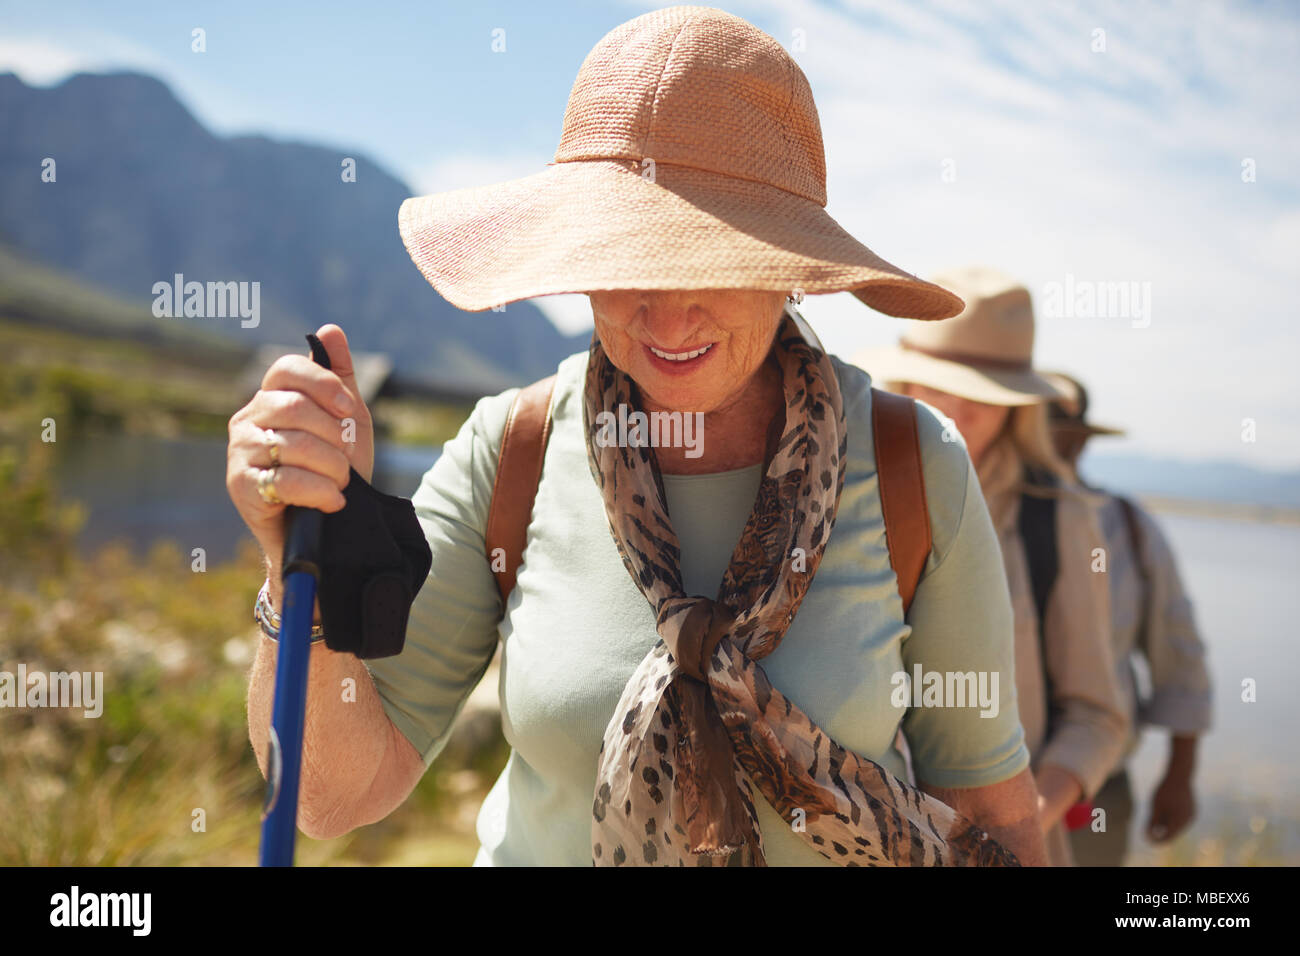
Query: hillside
[[0, 70, 589, 392]]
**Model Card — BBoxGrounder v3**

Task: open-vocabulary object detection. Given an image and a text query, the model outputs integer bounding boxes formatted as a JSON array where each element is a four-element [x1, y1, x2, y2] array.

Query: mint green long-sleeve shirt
[[364, 350, 1030, 866]]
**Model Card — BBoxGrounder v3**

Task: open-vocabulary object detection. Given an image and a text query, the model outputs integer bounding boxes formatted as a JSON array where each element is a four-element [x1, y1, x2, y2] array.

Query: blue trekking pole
[[259, 333, 331, 867]]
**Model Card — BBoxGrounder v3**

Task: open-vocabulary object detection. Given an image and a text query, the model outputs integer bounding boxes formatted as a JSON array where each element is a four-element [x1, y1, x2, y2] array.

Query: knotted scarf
[[582, 312, 1020, 867]]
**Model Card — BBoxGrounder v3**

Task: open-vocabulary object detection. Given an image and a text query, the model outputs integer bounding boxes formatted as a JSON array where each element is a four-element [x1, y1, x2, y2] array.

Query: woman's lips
[[643, 342, 716, 376]]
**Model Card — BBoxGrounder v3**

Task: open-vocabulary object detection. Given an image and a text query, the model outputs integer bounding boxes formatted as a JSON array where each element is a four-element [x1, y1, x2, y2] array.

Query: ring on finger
[[263, 427, 283, 467], [256, 467, 283, 506]]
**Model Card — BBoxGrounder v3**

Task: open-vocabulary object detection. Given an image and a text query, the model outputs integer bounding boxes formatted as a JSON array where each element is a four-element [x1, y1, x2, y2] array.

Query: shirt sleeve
[[362, 388, 516, 769], [1036, 491, 1130, 799], [1132, 505, 1213, 735], [900, 404, 1032, 789]]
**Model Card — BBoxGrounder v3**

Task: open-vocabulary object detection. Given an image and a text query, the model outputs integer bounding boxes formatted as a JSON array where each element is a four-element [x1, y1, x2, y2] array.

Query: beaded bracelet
[[255, 579, 326, 644]]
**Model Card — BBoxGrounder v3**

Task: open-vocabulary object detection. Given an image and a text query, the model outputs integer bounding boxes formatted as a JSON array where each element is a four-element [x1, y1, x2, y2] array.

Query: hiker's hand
[[1146, 774, 1195, 843], [226, 323, 376, 566], [1034, 765, 1082, 832]]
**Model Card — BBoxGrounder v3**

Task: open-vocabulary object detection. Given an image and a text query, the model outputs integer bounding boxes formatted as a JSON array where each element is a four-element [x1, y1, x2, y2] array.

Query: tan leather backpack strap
[[871, 387, 932, 616], [485, 374, 557, 614]]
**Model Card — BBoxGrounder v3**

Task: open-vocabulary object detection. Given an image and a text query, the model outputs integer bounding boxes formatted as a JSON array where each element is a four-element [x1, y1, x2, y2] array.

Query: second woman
[[857, 267, 1130, 866]]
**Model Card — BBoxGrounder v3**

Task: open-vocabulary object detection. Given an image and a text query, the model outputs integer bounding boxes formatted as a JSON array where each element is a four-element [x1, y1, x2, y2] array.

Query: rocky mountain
[[0, 70, 589, 391]]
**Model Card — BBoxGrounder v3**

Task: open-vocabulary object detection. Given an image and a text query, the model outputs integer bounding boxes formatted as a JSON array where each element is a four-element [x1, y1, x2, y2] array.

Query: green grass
[[0, 245, 251, 358], [0, 527, 510, 866], [0, 314, 472, 447], [0, 322, 503, 865], [0, 315, 248, 440]]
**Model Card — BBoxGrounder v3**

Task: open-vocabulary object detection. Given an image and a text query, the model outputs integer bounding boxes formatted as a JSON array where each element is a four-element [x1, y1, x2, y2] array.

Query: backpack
[[1018, 467, 1060, 648], [1017, 471, 1150, 733], [484, 376, 933, 619], [1017, 467, 1061, 733]]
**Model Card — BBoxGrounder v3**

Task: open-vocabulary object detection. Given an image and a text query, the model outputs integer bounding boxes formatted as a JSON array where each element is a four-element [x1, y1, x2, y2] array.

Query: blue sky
[[2, 0, 1298, 467]]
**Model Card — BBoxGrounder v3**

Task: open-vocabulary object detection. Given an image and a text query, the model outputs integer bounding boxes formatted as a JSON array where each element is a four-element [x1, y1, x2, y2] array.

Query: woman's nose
[[641, 296, 704, 348]]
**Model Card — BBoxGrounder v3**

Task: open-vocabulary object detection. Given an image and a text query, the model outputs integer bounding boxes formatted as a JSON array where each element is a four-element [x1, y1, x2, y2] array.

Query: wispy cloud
[[0, 37, 93, 84], [408, 152, 550, 197], [0, 33, 172, 85], [720, 0, 1300, 467]]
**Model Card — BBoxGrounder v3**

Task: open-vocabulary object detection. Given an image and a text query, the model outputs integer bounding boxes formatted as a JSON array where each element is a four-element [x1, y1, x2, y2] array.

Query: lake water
[[52, 433, 440, 563], [53, 434, 1300, 862], [1124, 509, 1300, 863]]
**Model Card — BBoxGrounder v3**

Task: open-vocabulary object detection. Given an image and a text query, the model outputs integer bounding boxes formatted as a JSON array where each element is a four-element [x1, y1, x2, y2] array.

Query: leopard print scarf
[[581, 311, 1019, 867]]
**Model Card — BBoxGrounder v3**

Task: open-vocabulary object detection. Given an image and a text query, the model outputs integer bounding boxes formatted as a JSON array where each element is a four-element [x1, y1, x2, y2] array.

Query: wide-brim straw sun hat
[[397, 5, 964, 320], [853, 266, 1070, 407], [1041, 371, 1126, 437]]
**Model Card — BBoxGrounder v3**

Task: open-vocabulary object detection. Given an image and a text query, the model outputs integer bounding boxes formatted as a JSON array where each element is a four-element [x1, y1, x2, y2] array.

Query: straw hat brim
[[853, 346, 1068, 406], [1051, 420, 1127, 437], [1038, 370, 1126, 436], [398, 159, 964, 319]]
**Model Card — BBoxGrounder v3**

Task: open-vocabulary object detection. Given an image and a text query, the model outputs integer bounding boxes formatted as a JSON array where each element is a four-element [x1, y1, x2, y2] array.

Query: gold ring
[[264, 428, 282, 467], [256, 467, 283, 506]]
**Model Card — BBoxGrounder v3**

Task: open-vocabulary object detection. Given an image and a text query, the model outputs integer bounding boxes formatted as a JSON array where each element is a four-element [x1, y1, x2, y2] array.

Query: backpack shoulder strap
[[485, 374, 557, 614], [871, 388, 932, 616], [1018, 467, 1061, 632], [1114, 494, 1147, 571], [488, 383, 931, 617], [1113, 492, 1152, 647], [1018, 467, 1061, 734]]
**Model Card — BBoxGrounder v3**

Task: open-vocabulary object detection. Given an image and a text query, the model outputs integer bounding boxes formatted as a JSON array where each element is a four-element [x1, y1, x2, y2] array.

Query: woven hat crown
[[554, 6, 827, 205], [902, 267, 1037, 364]]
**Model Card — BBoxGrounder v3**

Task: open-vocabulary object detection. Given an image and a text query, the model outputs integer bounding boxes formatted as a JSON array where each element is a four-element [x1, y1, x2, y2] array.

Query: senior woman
[[228, 7, 1046, 866], [855, 267, 1130, 866]]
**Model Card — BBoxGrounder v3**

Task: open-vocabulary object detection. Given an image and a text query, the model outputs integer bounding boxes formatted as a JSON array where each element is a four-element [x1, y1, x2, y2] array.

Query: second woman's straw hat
[[397, 5, 964, 320], [854, 266, 1069, 406]]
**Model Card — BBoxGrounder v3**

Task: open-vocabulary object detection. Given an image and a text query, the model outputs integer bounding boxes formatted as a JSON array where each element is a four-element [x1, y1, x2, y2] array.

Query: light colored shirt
[[365, 350, 1031, 866], [974, 435, 1130, 866], [1093, 493, 1212, 759]]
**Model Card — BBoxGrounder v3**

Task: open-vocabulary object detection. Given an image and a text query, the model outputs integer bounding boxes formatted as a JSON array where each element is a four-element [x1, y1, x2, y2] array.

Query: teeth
[[649, 343, 713, 361]]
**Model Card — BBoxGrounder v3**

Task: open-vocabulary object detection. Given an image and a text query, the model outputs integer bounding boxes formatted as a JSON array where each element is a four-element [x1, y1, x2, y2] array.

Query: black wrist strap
[[316, 467, 432, 659]]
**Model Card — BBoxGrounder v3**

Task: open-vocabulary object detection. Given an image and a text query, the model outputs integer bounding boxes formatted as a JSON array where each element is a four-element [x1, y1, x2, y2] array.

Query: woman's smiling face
[[589, 290, 787, 413]]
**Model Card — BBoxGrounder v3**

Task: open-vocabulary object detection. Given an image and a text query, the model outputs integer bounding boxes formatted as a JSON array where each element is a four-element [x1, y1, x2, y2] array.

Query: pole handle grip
[[280, 333, 331, 581]]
